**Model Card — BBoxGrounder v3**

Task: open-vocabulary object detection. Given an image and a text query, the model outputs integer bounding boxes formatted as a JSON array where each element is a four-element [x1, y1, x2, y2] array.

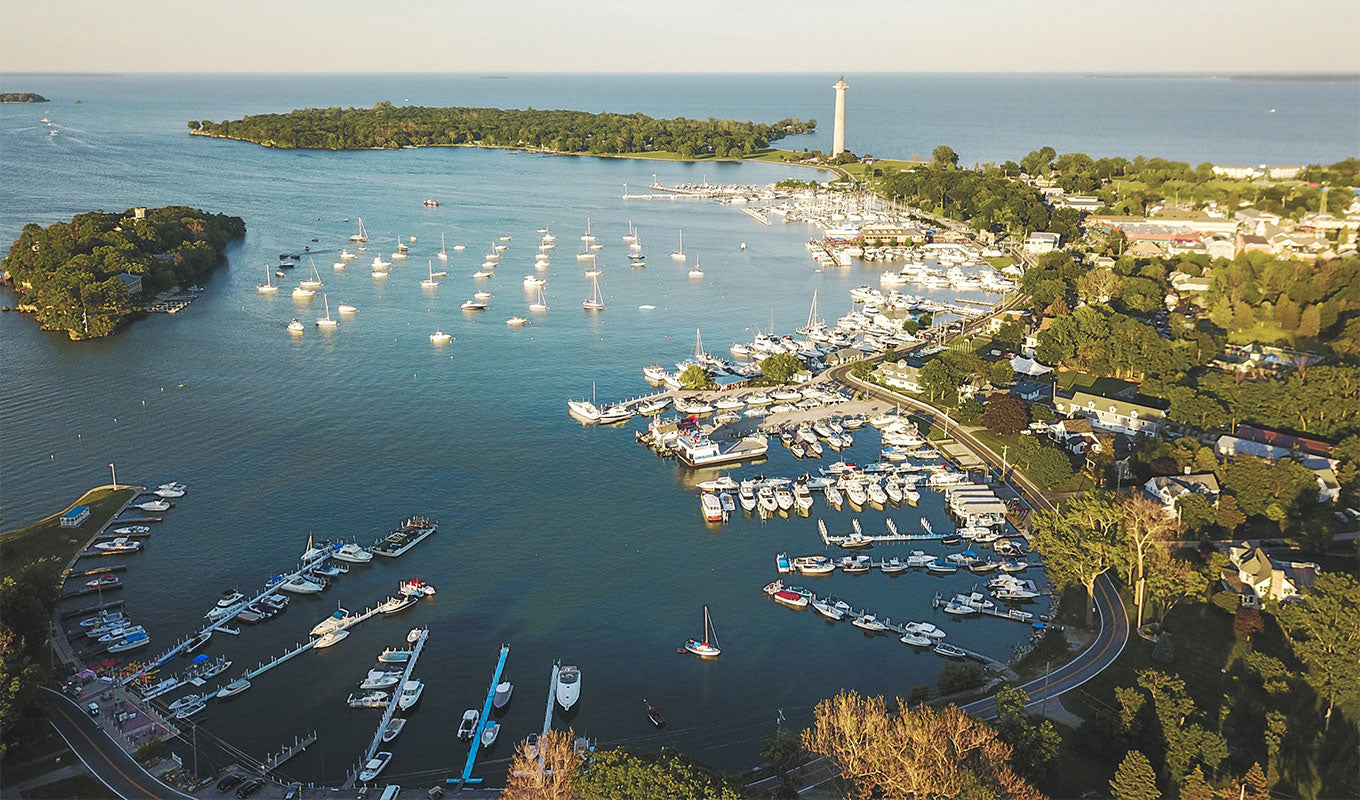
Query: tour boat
[[458, 709, 480, 741], [358, 752, 391, 783], [556, 665, 581, 710], [437, 233, 449, 260], [421, 260, 439, 289], [582, 274, 605, 311], [397, 679, 424, 710], [683, 606, 722, 657], [493, 681, 514, 709], [348, 218, 368, 243], [216, 678, 251, 699], [312, 629, 349, 649], [381, 718, 406, 743], [316, 295, 337, 328], [431, 329, 453, 343], [257, 265, 279, 294], [481, 721, 501, 747], [671, 230, 686, 261], [506, 316, 527, 327]]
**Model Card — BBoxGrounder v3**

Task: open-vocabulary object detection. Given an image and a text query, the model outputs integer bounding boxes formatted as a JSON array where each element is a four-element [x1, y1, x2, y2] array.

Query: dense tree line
[[1, 206, 244, 339], [190, 102, 814, 158], [0, 563, 63, 758], [881, 161, 1059, 238]]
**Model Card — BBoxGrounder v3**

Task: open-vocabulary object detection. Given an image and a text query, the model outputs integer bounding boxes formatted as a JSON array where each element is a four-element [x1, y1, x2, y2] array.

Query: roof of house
[[60, 504, 90, 518], [1235, 425, 1334, 457], [1059, 388, 1169, 420], [1058, 417, 1093, 434], [1147, 473, 1221, 497]]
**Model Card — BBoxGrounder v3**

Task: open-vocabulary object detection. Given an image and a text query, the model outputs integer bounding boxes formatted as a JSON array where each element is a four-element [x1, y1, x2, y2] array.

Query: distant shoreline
[[1083, 73, 1359, 83]]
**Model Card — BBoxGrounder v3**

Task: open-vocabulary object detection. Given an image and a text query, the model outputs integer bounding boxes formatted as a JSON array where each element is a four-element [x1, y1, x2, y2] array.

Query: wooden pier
[[452, 643, 511, 788], [341, 628, 430, 789], [541, 661, 560, 746], [818, 517, 944, 547], [61, 599, 124, 619], [61, 582, 124, 600], [261, 731, 317, 774], [932, 592, 1043, 625]]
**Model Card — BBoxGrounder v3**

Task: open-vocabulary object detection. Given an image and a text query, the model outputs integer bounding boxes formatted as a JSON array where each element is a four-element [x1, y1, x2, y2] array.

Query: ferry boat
[[372, 516, 437, 558]]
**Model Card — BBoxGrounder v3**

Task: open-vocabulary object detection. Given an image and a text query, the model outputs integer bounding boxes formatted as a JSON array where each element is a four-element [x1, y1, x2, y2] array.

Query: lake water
[[0, 74, 1353, 786]]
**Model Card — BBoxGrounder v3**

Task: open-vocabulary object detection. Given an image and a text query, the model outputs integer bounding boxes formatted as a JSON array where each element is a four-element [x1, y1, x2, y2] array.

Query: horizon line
[[3, 69, 1358, 78]]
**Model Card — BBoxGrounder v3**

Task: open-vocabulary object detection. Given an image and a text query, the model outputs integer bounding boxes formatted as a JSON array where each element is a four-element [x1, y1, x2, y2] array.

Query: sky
[[2, 0, 1359, 74]]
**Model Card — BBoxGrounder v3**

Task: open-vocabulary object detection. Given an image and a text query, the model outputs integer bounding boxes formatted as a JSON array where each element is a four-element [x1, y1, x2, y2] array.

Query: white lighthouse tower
[[831, 76, 849, 156]]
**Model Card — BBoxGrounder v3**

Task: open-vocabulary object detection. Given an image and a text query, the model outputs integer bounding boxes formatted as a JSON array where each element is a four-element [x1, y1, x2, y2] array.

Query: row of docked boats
[[763, 581, 967, 657], [80, 609, 151, 652]]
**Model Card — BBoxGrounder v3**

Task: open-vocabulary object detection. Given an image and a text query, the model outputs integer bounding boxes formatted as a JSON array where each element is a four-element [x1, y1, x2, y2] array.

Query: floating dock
[[542, 661, 560, 747], [451, 643, 511, 789], [818, 518, 944, 547], [346, 629, 430, 790], [261, 731, 317, 774]]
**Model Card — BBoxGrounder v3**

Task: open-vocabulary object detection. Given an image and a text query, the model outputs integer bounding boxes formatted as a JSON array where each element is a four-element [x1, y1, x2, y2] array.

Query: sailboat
[[580, 217, 595, 243], [622, 221, 637, 244], [391, 237, 407, 260], [349, 217, 368, 243], [671, 229, 686, 261], [300, 258, 323, 290], [421, 260, 439, 289], [797, 290, 824, 336], [682, 606, 721, 657], [530, 285, 549, 311], [257, 265, 279, 294], [316, 295, 337, 328], [688, 256, 704, 278], [582, 274, 605, 311], [437, 233, 449, 261], [584, 254, 601, 278]]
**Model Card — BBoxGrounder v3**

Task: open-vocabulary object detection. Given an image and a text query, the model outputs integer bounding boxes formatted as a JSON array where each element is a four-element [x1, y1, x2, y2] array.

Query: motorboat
[[184, 630, 212, 653], [903, 621, 947, 640], [279, 574, 326, 594], [493, 681, 513, 710], [682, 606, 721, 658], [216, 677, 251, 696], [378, 648, 412, 664], [851, 614, 888, 633], [112, 525, 150, 535], [795, 556, 836, 575], [700, 493, 724, 522], [80, 610, 125, 628], [378, 596, 417, 615], [174, 700, 206, 720], [287, 319, 305, 333], [824, 485, 844, 508], [136, 499, 171, 512], [879, 557, 909, 574], [481, 721, 502, 747], [900, 632, 932, 647], [331, 543, 372, 563], [108, 632, 150, 652], [206, 590, 246, 618], [93, 537, 141, 553], [347, 689, 390, 708], [98, 625, 145, 643], [430, 331, 453, 344], [166, 693, 203, 714], [397, 679, 424, 710], [556, 665, 581, 710], [407, 628, 424, 644], [358, 752, 392, 783], [840, 556, 872, 574], [381, 717, 407, 743], [646, 701, 665, 729], [360, 669, 404, 690], [154, 483, 186, 498], [793, 482, 814, 511], [738, 481, 758, 512], [506, 316, 528, 327], [291, 286, 315, 300], [811, 600, 845, 620], [774, 485, 794, 512], [461, 299, 488, 310], [458, 709, 480, 741], [926, 559, 958, 574], [757, 485, 778, 513], [84, 573, 120, 590], [597, 404, 634, 424], [935, 643, 968, 659], [399, 579, 437, 597], [776, 552, 792, 573], [312, 630, 350, 648], [773, 590, 808, 609]]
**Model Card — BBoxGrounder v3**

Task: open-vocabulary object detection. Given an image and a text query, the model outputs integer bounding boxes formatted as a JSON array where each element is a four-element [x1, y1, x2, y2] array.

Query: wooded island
[[1, 206, 245, 339], [0, 92, 49, 103], [189, 102, 815, 158]]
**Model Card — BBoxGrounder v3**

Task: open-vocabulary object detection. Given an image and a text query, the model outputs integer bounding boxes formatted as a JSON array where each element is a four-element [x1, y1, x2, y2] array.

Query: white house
[[1222, 542, 1317, 603], [1024, 232, 1062, 254], [1143, 473, 1220, 516]]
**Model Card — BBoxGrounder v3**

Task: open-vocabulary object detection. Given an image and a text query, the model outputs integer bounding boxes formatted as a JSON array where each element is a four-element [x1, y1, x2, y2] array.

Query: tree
[[1173, 493, 1215, 532], [758, 353, 803, 385], [1275, 571, 1360, 730], [989, 360, 1015, 388], [503, 728, 578, 800], [1029, 492, 1127, 625], [1121, 494, 1182, 627], [1135, 670, 1227, 786], [1028, 447, 1074, 489], [1179, 765, 1215, 800], [993, 686, 1061, 785], [1214, 495, 1246, 532], [1242, 762, 1270, 800], [932, 145, 959, 166], [678, 364, 717, 391], [956, 397, 984, 425], [981, 393, 1028, 435], [802, 692, 1041, 800], [1109, 750, 1159, 800], [849, 360, 873, 380], [937, 662, 986, 694], [759, 731, 804, 795], [575, 747, 742, 800], [992, 320, 1025, 351]]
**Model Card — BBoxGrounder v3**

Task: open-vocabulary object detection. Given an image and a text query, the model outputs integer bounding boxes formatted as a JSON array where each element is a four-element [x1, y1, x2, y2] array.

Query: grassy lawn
[[984, 255, 1017, 270], [0, 486, 136, 580], [1227, 320, 1292, 346]]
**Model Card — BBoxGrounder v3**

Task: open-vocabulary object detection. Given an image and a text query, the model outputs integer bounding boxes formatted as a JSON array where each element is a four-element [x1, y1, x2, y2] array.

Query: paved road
[[45, 688, 194, 800]]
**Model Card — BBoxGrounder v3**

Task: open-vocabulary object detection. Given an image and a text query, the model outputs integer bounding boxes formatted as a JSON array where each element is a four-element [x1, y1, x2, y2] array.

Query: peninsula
[[1, 92, 49, 103], [1, 206, 245, 339], [189, 102, 814, 158]]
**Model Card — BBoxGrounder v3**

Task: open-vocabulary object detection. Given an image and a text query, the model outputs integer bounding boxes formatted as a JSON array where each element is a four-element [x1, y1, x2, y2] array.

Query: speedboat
[[216, 677, 251, 696], [358, 752, 392, 783], [360, 669, 404, 690], [493, 681, 513, 710], [378, 648, 412, 664], [935, 643, 967, 659], [112, 525, 150, 535], [174, 701, 206, 720], [311, 608, 354, 637], [900, 632, 932, 647], [773, 590, 809, 609], [136, 499, 171, 512], [556, 665, 581, 710], [93, 537, 141, 553], [738, 481, 758, 512], [461, 299, 487, 310], [331, 543, 372, 563], [430, 331, 453, 344], [378, 596, 417, 615], [167, 694, 202, 714], [312, 630, 350, 649], [481, 721, 501, 747], [812, 600, 845, 620], [400, 578, 437, 597], [458, 709, 480, 741], [108, 632, 150, 652], [154, 483, 186, 498], [851, 614, 888, 633], [397, 679, 424, 710], [382, 717, 407, 743], [279, 574, 325, 594], [347, 689, 389, 708]]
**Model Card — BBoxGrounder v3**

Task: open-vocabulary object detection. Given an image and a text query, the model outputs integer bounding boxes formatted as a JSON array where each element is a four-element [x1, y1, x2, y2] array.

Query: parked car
[[215, 774, 243, 793], [236, 779, 265, 798]]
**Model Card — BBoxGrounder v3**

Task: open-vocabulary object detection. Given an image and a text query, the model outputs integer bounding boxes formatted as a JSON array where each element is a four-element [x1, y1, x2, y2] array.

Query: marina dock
[[346, 628, 430, 790], [60, 599, 124, 619], [542, 661, 560, 747], [452, 643, 511, 788], [261, 731, 317, 774], [241, 597, 391, 682], [818, 517, 944, 547]]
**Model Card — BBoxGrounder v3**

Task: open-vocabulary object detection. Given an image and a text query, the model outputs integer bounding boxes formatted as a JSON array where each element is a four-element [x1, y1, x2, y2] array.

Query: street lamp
[[109, 463, 117, 490]]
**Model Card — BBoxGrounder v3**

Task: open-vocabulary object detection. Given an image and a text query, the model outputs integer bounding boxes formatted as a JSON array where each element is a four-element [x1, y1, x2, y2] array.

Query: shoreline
[[188, 130, 845, 176]]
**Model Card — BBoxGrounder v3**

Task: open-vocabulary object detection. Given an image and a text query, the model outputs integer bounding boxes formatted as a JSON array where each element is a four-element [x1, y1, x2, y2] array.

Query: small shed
[[60, 505, 91, 528]]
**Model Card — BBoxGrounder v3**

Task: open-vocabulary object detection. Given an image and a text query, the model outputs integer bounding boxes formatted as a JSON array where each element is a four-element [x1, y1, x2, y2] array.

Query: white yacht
[[340, 248, 356, 260], [523, 275, 545, 287], [337, 303, 357, 314], [287, 318, 305, 334], [358, 752, 391, 783], [397, 679, 424, 710], [291, 285, 315, 299], [279, 574, 325, 594], [430, 330, 453, 344], [331, 543, 372, 563], [506, 316, 527, 327], [371, 254, 391, 269], [556, 665, 581, 710], [461, 298, 487, 310]]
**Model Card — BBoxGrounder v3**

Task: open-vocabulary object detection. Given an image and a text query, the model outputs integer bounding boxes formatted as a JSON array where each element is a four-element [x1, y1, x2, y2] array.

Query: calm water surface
[[2, 74, 1352, 785]]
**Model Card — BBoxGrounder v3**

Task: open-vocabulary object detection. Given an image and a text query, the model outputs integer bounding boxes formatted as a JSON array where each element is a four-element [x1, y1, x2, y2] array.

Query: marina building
[[60, 505, 90, 528]]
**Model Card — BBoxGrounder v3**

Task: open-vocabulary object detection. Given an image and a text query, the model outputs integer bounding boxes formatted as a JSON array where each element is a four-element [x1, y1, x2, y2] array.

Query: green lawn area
[[984, 255, 1016, 270], [1227, 320, 1292, 346], [0, 486, 136, 580]]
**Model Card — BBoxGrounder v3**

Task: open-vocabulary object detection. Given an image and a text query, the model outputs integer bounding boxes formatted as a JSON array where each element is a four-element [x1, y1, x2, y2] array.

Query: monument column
[[832, 76, 849, 155]]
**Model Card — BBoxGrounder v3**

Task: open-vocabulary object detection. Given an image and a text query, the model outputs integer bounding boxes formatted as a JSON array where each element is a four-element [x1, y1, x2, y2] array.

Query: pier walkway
[[241, 596, 391, 683], [452, 643, 511, 789], [345, 628, 430, 790], [818, 517, 945, 547], [541, 661, 560, 757]]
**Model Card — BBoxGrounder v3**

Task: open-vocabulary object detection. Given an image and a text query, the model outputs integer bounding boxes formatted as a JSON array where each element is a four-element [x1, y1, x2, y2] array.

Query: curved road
[[831, 362, 1130, 717], [45, 688, 195, 800]]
